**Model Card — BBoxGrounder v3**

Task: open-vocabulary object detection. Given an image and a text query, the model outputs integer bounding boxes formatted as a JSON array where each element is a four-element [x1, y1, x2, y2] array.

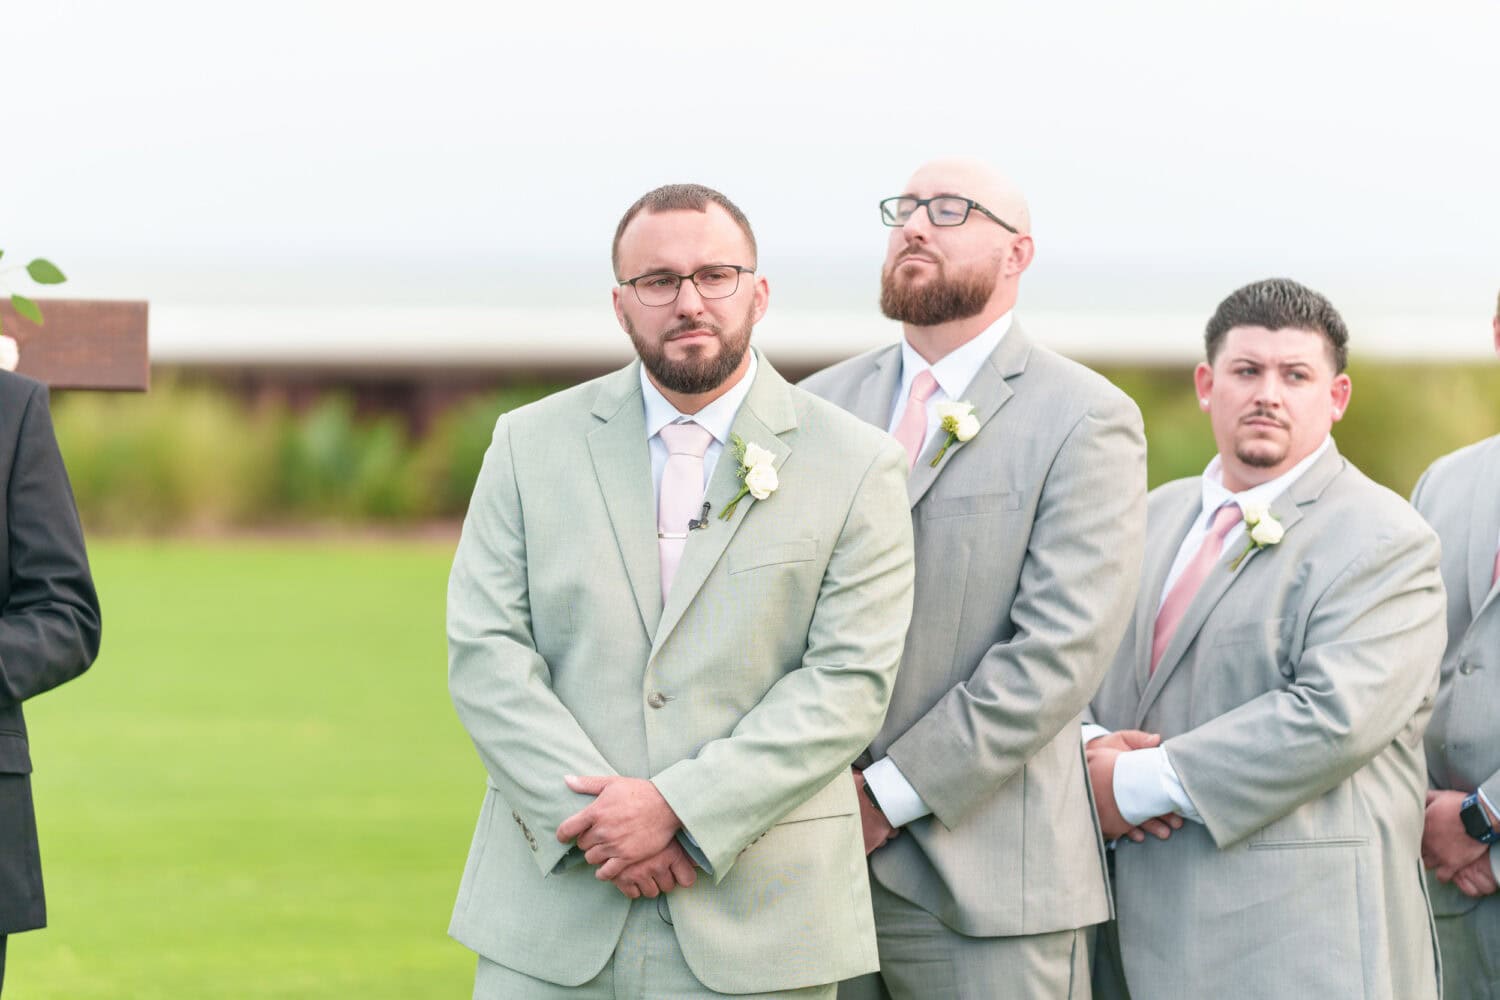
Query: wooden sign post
[[0, 299, 150, 391]]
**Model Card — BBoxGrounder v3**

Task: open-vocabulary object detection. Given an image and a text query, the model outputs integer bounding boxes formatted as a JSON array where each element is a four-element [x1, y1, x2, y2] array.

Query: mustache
[[663, 320, 723, 340], [1241, 408, 1289, 428], [896, 245, 938, 264]]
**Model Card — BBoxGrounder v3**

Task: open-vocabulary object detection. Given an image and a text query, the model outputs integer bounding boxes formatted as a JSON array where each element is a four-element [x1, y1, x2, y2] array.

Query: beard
[[626, 307, 754, 395], [1233, 410, 1290, 468], [880, 255, 996, 326]]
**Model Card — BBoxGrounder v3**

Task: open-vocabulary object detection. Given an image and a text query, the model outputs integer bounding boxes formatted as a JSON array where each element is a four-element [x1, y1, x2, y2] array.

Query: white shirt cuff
[[1490, 844, 1500, 887], [1081, 722, 1111, 744], [1113, 746, 1202, 826], [863, 756, 931, 828]]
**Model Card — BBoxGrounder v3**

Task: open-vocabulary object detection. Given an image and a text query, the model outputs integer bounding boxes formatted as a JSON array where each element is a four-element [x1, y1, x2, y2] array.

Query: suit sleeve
[[0, 383, 101, 707], [650, 438, 915, 881], [447, 416, 617, 875], [1165, 517, 1446, 848], [883, 393, 1147, 828]]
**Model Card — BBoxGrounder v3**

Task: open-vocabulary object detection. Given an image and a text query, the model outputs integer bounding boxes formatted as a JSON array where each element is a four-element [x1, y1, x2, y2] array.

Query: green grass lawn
[[10, 539, 485, 999]]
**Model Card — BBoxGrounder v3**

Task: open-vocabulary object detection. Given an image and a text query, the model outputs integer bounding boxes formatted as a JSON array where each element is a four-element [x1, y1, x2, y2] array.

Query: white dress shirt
[[863, 314, 1012, 828], [1085, 436, 1334, 827], [640, 352, 758, 508]]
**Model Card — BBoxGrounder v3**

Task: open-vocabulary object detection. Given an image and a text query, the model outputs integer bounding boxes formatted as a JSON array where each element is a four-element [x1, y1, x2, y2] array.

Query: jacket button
[[1460, 661, 1476, 675], [647, 692, 668, 709]]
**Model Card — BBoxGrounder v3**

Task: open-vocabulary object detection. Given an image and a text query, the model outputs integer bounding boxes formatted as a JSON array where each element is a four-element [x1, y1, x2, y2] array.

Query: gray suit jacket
[[1092, 444, 1446, 1000], [447, 355, 915, 993], [1413, 432, 1500, 920], [803, 322, 1146, 936]]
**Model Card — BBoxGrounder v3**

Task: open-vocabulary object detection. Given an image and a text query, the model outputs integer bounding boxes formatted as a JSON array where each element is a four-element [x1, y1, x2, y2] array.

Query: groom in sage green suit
[[447, 184, 915, 998]]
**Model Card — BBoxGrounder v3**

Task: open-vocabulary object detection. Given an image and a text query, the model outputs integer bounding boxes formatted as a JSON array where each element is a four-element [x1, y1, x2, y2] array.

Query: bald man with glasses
[[803, 158, 1147, 999]]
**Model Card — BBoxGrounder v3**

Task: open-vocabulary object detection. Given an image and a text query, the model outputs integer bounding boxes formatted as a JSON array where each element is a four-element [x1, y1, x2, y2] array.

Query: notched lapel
[[1133, 495, 1202, 698], [907, 325, 1029, 509], [650, 359, 798, 660], [587, 366, 663, 639], [1466, 446, 1500, 620], [849, 347, 902, 431]]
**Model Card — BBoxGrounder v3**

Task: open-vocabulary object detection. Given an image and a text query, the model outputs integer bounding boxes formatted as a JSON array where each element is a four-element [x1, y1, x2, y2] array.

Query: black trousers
[[1, 933, 8, 996]]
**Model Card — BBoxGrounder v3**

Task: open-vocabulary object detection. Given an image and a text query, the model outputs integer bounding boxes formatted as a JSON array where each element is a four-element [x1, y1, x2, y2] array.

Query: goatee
[[880, 257, 995, 327], [627, 310, 753, 395]]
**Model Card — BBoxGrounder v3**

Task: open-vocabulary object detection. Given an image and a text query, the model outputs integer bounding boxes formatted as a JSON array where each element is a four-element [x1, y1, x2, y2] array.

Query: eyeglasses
[[618, 264, 756, 306], [879, 196, 1019, 233]]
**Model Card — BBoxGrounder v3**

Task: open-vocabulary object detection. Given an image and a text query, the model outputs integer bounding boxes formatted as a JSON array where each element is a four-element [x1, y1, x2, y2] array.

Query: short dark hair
[[1205, 278, 1350, 373], [611, 183, 757, 278]]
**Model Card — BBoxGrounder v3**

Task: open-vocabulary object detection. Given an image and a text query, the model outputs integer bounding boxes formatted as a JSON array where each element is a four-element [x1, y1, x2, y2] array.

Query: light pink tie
[[1492, 546, 1500, 589], [893, 370, 939, 469], [1151, 503, 1244, 673], [657, 421, 714, 601]]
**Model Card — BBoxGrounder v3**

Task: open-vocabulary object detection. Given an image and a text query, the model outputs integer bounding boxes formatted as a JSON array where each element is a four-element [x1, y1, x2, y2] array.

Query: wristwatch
[[861, 777, 886, 817], [1460, 793, 1499, 844]]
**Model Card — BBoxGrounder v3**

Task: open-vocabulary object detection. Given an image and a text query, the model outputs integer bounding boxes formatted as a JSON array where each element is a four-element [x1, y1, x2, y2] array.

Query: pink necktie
[[657, 421, 714, 601], [893, 370, 939, 469], [1151, 503, 1244, 673], [1492, 546, 1500, 589]]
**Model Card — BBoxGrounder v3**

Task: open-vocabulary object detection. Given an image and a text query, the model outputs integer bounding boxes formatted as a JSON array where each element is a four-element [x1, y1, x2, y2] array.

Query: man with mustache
[[1411, 289, 1500, 1000], [803, 158, 1147, 998], [1087, 278, 1446, 999], [447, 183, 915, 997]]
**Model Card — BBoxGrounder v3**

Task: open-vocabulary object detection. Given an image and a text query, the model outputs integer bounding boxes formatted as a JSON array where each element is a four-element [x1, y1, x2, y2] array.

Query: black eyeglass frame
[[617, 264, 757, 306], [879, 196, 1019, 234]]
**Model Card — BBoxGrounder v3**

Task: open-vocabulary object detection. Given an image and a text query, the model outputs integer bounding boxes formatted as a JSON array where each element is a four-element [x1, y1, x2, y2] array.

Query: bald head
[[903, 157, 1031, 234]]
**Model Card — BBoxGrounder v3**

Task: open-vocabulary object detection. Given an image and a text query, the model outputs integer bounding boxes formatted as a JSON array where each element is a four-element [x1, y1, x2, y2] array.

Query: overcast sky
[[4, 0, 1498, 328]]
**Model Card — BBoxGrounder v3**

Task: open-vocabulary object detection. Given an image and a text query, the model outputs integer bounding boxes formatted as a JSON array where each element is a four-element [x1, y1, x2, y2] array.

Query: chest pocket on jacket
[[922, 490, 1022, 520], [728, 538, 818, 574], [1209, 616, 1296, 678]]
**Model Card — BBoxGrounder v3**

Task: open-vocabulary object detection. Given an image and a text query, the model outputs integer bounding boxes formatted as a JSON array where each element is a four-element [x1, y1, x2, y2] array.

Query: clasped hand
[[1423, 789, 1498, 898], [1085, 729, 1184, 843], [556, 775, 698, 899]]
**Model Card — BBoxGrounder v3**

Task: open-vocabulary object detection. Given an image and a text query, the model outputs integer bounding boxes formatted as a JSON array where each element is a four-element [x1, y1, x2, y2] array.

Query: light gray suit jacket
[[1092, 444, 1446, 1000], [803, 322, 1146, 937], [447, 355, 915, 993], [1413, 433, 1500, 922]]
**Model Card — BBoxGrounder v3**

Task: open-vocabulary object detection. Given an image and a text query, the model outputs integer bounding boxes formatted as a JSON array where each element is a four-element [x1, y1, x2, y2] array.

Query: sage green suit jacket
[[1413, 435, 1500, 934], [1092, 444, 1446, 1000], [803, 323, 1147, 937], [447, 354, 915, 993]]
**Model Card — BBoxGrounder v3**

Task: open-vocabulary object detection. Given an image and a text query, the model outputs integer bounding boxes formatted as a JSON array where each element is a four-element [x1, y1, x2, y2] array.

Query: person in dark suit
[[0, 370, 102, 994]]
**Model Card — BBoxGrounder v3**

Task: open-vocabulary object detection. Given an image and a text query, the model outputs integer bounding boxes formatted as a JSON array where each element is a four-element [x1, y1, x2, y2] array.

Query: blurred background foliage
[[51, 362, 1500, 534]]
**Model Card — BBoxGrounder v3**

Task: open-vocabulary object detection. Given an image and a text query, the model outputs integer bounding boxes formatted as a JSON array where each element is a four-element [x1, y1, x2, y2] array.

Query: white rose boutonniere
[[1229, 505, 1284, 571], [929, 401, 979, 467], [719, 434, 779, 520]]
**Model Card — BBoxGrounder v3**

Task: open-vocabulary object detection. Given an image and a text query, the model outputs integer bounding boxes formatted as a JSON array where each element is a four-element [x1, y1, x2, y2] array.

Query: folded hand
[[853, 768, 899, 855], [607, 839, 698, 899], [557, 775, 682, 881]]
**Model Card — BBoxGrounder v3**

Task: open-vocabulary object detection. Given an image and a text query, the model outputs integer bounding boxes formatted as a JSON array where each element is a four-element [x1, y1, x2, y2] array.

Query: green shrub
[[46, 363, 1500, 533]]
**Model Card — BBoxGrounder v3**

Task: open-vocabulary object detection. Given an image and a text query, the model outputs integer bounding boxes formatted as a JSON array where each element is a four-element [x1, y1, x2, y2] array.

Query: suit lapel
[[848, 345, 902, 431], [650, 356, 798, 660], [1135, 445, 1342, 725], [1466, 440, 1500, 620], [1131, 493, 1202, 698], [906, 322, 1027, 509], [586, 363, 662, 639]]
